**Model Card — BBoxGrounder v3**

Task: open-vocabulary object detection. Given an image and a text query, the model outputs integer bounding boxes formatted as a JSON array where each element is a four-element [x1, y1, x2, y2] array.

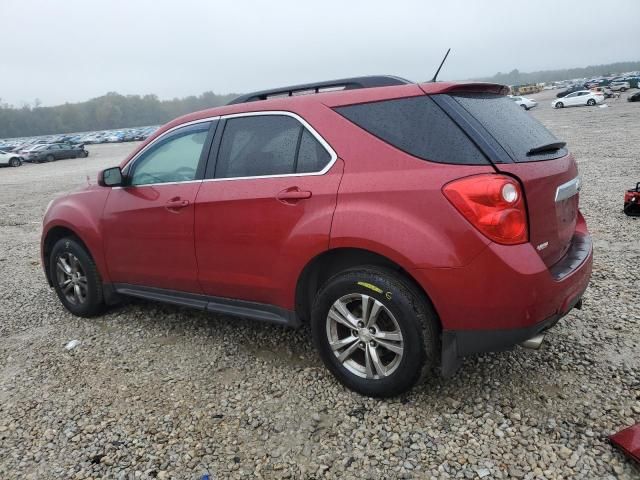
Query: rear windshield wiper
[[527, 141, 567, 156]]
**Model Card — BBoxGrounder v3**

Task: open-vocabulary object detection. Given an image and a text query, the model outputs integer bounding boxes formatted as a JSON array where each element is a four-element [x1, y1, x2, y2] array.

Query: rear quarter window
[[334, 96, 489, 165], [451, 93, 566, 162]]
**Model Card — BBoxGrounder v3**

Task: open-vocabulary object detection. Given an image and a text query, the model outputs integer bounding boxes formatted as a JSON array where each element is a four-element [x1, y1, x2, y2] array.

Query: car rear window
[[334, 96, 489, 165], [450, 93, 567, 162]]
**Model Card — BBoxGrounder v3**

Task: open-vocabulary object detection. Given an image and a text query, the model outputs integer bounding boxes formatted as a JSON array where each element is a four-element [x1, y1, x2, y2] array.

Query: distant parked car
[[106, 134, 124, 143], [584, 79, 608, 88], [610, 76, 640, 88], [590, 86, 614, 98], [625, 77, 640, 88], [17, 144, 48, 158], [609, 81, 630, 92], [556, 85, 584, 98], [551, 91, 604, 108], [0, 150, 23, 167], [509, 95, 537, 110], [24, 143, 88, 163], [628, 91, 640, 102]]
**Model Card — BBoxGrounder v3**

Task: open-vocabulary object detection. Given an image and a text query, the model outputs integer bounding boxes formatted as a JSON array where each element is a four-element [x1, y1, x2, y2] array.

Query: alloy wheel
[[55, 252, 88, 305], [326, 293, 404, 379]]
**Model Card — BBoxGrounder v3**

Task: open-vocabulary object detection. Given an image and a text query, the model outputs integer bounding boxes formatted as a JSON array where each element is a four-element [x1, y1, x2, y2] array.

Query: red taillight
[[443, 174, 528, 245]]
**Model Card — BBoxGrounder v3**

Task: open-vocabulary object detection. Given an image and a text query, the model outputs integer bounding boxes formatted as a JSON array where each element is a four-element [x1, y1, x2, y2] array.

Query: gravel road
[[1, 91, 639, 479]]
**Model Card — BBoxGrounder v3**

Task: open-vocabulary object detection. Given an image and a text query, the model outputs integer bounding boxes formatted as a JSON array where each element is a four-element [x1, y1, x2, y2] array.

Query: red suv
[[41, 76, 592, 397]]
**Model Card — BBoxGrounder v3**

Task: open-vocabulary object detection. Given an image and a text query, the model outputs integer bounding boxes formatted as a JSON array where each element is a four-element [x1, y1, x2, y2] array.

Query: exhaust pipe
[[520, 333, 545, 350]]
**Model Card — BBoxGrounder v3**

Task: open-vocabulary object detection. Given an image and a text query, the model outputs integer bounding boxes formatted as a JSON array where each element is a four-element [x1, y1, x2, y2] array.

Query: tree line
[[477, 61, 640, 87], [3, 60, 639, 138], [0, 91, 238, 139]]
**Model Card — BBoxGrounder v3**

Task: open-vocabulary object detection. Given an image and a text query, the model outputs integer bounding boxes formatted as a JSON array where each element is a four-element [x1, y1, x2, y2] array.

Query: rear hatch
[[445, 92, 579, 267]]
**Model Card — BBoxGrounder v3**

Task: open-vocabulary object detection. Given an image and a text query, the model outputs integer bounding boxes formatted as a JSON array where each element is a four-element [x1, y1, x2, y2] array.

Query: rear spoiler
[[420, 82, 510, 96]]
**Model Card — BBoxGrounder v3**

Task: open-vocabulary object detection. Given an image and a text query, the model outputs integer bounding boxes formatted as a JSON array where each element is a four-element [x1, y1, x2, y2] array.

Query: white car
[[551, 91, 604, 108], [0, 150, 23, 167], [509, 95, 537, 110], [609, 81, 630, 92]]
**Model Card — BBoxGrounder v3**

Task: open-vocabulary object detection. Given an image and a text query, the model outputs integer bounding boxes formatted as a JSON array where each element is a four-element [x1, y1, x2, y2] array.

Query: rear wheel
[[50, 237, 105, 317], [9, 157, 21, 167], [311, 266, 438, 397], [45, 154, 55, 162], [555, 102, 564, 108], [82, 150, 89, 158], [587, 99, 596, 106], [620, 87, 627, 92]]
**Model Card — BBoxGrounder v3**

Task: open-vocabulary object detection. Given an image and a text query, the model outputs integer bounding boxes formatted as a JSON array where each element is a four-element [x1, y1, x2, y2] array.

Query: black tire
[[555, 102, 564, 108], [50, 237, 105, 317], [9, 157, 21, 167], [520, 104, 527, 110], [82, 150, 89, 158], [311, 266, 438, 397], [45, 154, 55, 163], [587, 99, 596, 106], [620, 87, 627, 92]]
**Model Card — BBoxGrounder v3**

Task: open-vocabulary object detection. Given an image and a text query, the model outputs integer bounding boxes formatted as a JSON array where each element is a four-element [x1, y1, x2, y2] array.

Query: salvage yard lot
[[0, 89, 638, 479]]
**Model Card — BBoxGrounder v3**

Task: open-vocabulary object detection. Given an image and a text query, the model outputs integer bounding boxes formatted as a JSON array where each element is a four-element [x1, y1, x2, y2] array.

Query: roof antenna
[[430, 48, 451, 82]]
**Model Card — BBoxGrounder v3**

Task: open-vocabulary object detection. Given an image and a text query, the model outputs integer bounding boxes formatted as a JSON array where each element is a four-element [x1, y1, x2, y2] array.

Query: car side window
[[296, 129, 331, 173], [215, 115, 299, 178], [129, 122, 211, 186]]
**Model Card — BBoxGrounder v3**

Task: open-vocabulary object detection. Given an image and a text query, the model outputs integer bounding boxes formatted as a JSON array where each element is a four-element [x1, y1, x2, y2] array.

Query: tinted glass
[[296, 129, 331, 173], [334, 96, 488, 165], [452, 93, 565, 162], [130, 122, 210, 186], [216, 115, 301, 178]]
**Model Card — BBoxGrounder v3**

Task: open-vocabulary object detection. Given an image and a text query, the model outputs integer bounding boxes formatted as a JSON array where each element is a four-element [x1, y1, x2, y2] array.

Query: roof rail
[[227, 75, 413, 105]]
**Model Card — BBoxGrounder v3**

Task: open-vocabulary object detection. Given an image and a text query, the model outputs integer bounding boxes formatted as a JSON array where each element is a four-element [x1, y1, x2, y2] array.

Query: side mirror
[[98, 166, 124, 187]]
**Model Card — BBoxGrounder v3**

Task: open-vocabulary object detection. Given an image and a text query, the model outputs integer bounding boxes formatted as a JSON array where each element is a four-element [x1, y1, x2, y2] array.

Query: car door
[[55, 144, 69, 159], [194, 112, 343, 308], [102, 120, 216, 292], [43, 145, 55, 160], [579, 92, 592, 105], [564, 92, 579, 106]]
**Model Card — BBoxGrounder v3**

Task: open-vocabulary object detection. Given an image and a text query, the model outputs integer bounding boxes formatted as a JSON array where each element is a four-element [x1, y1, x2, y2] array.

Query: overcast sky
[[1, 0, 639, 107]]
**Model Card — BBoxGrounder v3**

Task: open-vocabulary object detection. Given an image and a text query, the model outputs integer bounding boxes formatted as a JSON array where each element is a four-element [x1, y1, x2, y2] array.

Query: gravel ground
[[1, 91, 639, 480]]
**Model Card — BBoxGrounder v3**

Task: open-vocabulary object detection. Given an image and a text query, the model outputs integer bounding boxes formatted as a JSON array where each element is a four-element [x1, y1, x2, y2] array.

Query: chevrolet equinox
[[41, 76, 592, 397]]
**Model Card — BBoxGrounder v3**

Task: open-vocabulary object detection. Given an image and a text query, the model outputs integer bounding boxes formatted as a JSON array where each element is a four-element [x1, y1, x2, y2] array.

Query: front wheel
[[311, 267, 438, 397], [82, 150, 89, 158], [45, 154, 55, 162], [50, 237, 105, 317], [587, 99, 596, 106], [555, 102, 564, 108]]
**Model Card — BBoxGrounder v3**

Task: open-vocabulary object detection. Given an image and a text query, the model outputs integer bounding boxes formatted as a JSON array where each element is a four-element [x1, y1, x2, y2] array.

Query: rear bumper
[[439, 288, 585, 376], [410, 216, 593, 376]]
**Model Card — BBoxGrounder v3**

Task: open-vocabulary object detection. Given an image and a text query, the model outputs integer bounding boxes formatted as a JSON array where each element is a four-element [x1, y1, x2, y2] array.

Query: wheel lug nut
[[357, 322, 364, 328], [370, 341, 376, 347], [359, 342, 365, 348], [352, 330, 358, 337], [368, 327, 375, 334]]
